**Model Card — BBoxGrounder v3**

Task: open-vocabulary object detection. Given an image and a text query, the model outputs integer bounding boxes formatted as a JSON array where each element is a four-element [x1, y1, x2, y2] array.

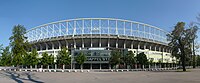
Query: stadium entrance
[[72, 48, 111, 69]]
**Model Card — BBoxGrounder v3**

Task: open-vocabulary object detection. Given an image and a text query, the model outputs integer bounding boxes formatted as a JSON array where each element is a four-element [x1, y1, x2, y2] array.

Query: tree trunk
[[179, 39, 186, 71], [81, 64, 83, 70], [181, 50, 186, 71], [63, 65, 65, 69], [182, 56, 186, 71], [142, 65, 144, 69], [193, 40, 196, 68]]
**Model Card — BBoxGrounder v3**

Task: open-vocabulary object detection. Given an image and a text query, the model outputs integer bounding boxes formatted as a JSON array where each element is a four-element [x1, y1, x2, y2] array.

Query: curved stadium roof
[[25, 18, 169, 45]]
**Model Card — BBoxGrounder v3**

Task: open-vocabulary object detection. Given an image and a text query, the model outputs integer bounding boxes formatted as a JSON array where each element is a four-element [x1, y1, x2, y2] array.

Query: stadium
[[25, 18, 175, 69]]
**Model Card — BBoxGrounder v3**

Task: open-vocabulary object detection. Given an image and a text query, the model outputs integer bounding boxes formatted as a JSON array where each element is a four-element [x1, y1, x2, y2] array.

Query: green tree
[[157, 59, 162, 68], [0, 46, 12, 66], [148, 58, 154, 66], [9, 25, 29, 67], [30, 49, 39, 67], [109, 50, 122, 69], [23, 49, 39, 68], [196, 56, 200, 66], [40, 52, 49, 68], [48, 54, 54, 66], [23, 52, 31, 67], [56, 47, 71, 69], [123, 51, 136, 68], [0, 44, 3, 54], [187, 24, 198, 68], [136, 52, 148, 69], [75, 52, 86, 70], [167, 22, 195, 71]]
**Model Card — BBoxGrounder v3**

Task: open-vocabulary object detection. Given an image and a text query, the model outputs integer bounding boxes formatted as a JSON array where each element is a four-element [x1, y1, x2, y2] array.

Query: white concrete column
[[108, 38, 110, 50], [91, 38, 93, 47], [144, 44, 146, 49], [162, 48, 164, 52], [51, 42, 54, 50], [63, 65, 65, 69], [137, 43, 140, 54], [73, 63, 75, 69], [99, 38, 101, 47], [100, 63, 102, 70], [159, 47, 161, 52], [116, 39, 118, 48], [124, 40, 126, 49], [74, 40, 76, 49], [51, 42, 56, 58], [45, 43, 48, 50], [35, 65, 37, 69], [131, 41, 133, 49], [65, 40, 68, 49], [90, 63, 92, 70], [82, 38, 84, 48], [55, 64, 57, 69], [150, 45, 151, 51], [58, 41, 61, 50]]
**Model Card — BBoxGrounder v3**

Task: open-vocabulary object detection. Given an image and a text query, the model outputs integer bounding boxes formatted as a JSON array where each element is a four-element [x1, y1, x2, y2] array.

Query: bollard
[[81, 70, 83, 72], [110, 70, 113, 72], [74, 70, 77, 72], [87, 70, 90, 72], [116, 70, 118, 72]]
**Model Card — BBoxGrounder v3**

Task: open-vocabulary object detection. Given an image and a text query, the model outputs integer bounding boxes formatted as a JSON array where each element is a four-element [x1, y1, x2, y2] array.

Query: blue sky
[[0, 0, 200, 48]]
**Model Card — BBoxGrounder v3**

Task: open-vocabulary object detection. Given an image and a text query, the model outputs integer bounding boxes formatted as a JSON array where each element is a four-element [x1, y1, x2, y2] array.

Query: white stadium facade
[[25, 18, 175, 69]]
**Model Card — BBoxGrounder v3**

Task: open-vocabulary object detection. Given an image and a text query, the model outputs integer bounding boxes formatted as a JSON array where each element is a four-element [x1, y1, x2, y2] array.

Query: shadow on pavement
[[0, 71, 44, 83]]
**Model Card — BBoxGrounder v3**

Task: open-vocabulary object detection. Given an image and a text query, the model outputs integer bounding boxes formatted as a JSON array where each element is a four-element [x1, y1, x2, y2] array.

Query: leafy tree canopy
[[109, 50, 122, 65], [23, 49, 39, 66], [123, 51, 136, 65], [136, 52, 148, 65], [9, 25, 29, 66], [167, 22, 197, 71], [0, 46, 12, 66], [75, 52, 86, 65], [40, 52, 54, 66], [57, 47, 71, 65]]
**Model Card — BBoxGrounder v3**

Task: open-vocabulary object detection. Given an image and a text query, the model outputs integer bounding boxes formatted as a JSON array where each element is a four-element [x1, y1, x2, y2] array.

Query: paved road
[[0, 69, 200, 83]]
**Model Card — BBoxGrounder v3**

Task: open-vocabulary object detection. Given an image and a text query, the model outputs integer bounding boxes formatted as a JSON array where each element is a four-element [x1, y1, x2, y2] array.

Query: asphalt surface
[[0, 69, 200, 83]]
